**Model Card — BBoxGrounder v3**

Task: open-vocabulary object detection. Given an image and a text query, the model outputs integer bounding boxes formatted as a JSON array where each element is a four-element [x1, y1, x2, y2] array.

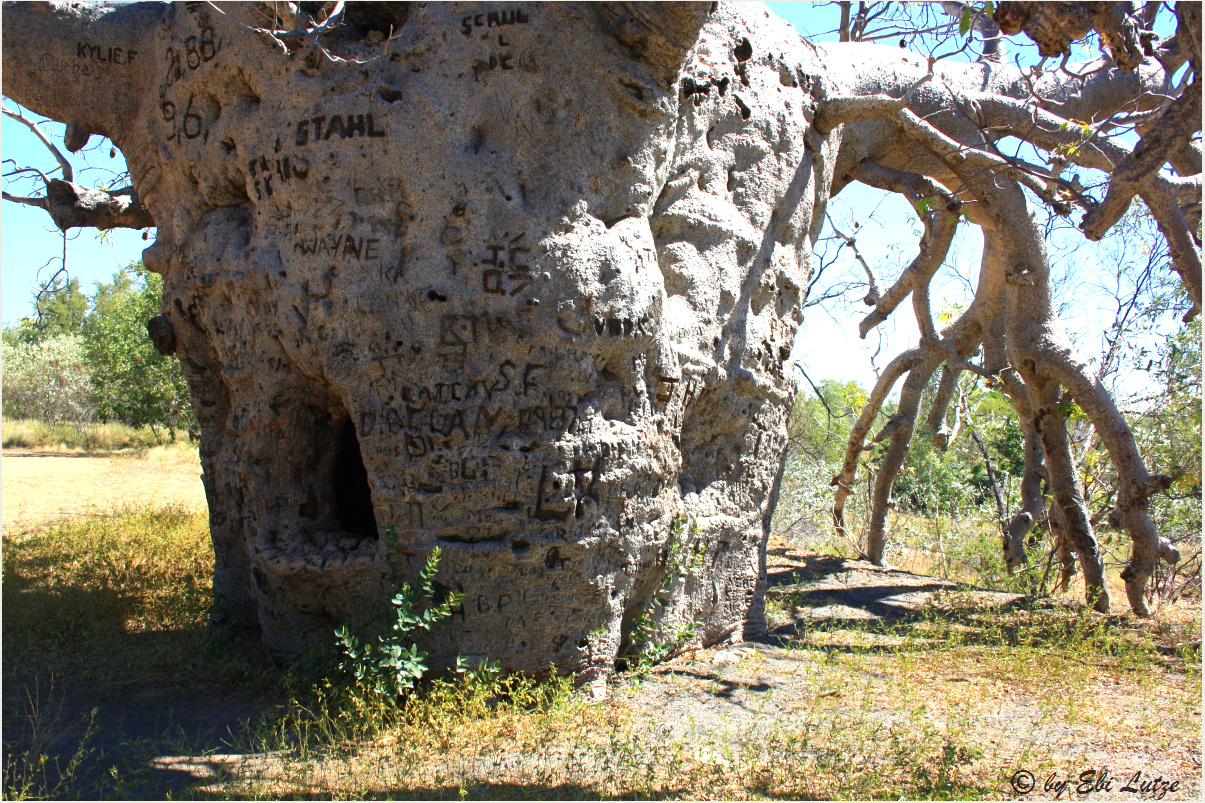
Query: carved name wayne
[[77, 42, 137, 64], [295, 114, 386, 145], [293, 227, 382, 260]]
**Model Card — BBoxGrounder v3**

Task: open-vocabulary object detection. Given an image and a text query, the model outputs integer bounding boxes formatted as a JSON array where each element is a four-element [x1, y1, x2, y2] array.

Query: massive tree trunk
[[3, 1, 839, 678], [3, 2, 1194, 677]]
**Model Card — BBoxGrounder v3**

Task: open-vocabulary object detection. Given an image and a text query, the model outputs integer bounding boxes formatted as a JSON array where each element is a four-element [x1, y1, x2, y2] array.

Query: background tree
[[1, 333, 94, 428], [82, 263, 193, 436], [2, 262, 194, 439], [4, 277, 89, 344]]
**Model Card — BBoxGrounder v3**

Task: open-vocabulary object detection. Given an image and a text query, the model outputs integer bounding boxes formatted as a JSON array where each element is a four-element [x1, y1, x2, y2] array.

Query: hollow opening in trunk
[[333, 418, 378, 538]]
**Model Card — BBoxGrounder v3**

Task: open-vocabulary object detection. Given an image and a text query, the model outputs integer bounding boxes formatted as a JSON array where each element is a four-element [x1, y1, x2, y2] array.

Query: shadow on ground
[[2, 625, 274, 800], [1, 543, 1088, 799]]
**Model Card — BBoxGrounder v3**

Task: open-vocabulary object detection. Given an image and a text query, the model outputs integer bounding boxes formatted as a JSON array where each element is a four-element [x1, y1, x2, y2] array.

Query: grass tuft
[[3, 504, 215, 688], [2, 418, 193, 452]]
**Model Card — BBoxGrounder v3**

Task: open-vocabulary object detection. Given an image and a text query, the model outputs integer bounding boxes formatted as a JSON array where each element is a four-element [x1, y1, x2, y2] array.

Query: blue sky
[[1, 113, 152, 323]]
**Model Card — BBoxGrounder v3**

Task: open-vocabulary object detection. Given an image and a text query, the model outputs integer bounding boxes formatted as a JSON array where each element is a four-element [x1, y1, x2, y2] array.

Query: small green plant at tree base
[[627, 514, 706, 673], [334, 528, 464, 697], [629, 608, 699, 672]]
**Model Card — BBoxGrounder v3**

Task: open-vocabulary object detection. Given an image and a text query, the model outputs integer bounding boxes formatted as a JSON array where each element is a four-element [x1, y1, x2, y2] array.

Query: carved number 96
[[162, 94, 205, 143]]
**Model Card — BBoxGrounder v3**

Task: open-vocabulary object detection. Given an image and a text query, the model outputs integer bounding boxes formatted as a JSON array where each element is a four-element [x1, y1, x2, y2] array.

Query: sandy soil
[[1, 447, 207, 536]]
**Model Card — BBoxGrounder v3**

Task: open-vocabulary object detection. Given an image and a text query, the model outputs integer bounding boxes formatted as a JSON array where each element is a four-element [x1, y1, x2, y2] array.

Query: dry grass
[[2, 444, 206, 537], [2, 503, 1200, 800], [1, 418, 193, 452], [2, 505, 219, 689], [210, 595, 1199, 800]]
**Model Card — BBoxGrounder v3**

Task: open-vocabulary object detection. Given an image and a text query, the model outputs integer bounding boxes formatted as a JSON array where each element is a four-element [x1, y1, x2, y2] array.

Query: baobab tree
[[2, 1, 1198, 677]]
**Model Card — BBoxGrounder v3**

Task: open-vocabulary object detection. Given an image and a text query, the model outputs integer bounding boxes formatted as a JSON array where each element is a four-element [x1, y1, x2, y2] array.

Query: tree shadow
[[770, 581, 960, 621], [3, 669, 272, 799], [3, 577, 279, 800], [761, 591, 1142, 658], [766, 554, 862, 588]]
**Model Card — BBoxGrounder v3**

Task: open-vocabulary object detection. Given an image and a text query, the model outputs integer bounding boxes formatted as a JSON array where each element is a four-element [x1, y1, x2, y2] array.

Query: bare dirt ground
[[1, 447, 206, 536]]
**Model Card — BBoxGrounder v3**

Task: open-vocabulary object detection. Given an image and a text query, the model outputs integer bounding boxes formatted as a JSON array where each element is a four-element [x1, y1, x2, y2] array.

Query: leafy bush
[[2, 262, 193, 439], [889, 433, 977, 517], [83, 264, 192, 435], [334, 533, 464, 697], [625, 516, 704, 671], [1, 334, 95, 427]]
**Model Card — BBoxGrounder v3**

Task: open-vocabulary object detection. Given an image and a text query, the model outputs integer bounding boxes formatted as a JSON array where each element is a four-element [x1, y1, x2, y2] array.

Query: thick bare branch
[[1081, 80, 1203, 239], [831, 347, 925, 546], [865, 350, 946, 564], [815, 71, 933, 135], [1, 2, 163, 146], [994, 2, 1154, 71], [830, 46, 1202, 322], [40, 179, 154, 231], [976, 175, 1174, 614], [1, 191, 49, 210], [998, 371, 1049, 570], [851, 161, 961, 340]]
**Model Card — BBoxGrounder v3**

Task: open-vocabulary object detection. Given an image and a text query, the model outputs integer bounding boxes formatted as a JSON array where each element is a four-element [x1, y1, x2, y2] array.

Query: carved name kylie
[[296, 114, 387, 145], [77, 42, 137, 64]]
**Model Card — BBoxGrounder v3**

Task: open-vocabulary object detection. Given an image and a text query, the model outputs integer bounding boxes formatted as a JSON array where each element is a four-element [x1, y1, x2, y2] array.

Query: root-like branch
[[927, 364, 962, 450], [998, 371, 1048, 570], [851, 161, 961, 340], [831, 348, 925, 547], [865, 350, 946, 564]]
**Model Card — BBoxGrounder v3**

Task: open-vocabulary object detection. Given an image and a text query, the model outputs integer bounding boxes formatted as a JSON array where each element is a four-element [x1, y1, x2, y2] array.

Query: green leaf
[[959, 8, 972, 36]]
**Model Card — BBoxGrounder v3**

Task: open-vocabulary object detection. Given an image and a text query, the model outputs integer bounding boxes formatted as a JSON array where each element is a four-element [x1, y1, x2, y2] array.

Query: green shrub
[[334, 531, 465, 697], [83, 264, 193, 435]]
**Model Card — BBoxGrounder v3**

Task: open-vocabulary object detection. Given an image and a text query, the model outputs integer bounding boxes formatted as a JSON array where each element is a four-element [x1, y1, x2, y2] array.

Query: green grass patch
[[777, 588, 1202, 675], [2, 504, 269, 692]]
